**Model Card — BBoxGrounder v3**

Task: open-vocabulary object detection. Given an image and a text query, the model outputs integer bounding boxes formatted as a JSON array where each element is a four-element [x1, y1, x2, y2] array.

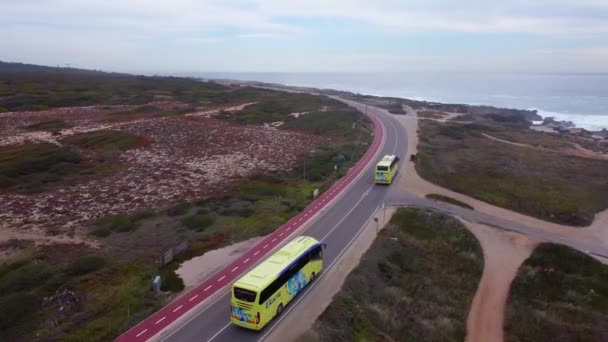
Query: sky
[[1, 0, 608, 73]]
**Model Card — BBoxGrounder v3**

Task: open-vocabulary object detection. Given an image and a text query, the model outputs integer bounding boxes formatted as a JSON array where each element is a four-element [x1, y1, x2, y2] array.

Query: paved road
[[158, 103, 407, 342]]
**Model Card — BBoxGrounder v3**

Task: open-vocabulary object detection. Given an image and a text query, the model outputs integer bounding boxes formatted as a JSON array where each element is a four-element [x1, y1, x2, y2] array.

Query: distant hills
[[0, 61, 126, 76]]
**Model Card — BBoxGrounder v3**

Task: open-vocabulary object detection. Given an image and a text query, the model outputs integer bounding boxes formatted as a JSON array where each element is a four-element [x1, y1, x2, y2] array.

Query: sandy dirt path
[[176, 236, 264, 289], [463, 221, 540, 342]]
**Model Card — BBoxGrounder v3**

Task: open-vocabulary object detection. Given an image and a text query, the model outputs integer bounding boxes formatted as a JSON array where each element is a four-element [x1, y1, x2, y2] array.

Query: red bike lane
[[116, 108, 384, 341]]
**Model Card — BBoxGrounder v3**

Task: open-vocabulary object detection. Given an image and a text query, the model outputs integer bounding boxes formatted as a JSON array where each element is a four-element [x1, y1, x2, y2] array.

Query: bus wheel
[[277, 304, 284, 317], [310, 272, 316, 282]]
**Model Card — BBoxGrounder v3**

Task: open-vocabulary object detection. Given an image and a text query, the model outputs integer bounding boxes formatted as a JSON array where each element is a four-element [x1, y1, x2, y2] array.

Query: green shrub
[[181, 212, 215, 231], [67, 255, 107, 275], [0, 292, 39, 331], [0, 261, 53, 292], [237, 207, 255, 217], [159, 269, 185, 292], [24, 120, 72, 131], [92, 214, 138, 237], [167, 202, 192, 217], [0, 143, 82, 190], [131, 210, 156, 221], [62, 130, 143, 151]]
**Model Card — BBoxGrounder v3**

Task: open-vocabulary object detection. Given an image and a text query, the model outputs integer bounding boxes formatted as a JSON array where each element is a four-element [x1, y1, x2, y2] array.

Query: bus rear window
[[234, 287, 257, 302], [377, 166, 389, 171]]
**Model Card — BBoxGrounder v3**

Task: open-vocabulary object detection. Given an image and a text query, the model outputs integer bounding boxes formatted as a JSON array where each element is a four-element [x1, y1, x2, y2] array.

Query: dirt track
[[463, 222, 540, 342]]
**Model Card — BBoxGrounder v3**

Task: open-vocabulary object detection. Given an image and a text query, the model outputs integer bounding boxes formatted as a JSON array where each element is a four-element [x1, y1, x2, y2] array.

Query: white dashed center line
[[155, 316, 166, 325], [173, 305, 183, 313], [189, 294, 198, 302], [231, 267, 239, 272], [254, 251, 260, 256], [218, 276, 226, 282], [244, 258, 250, 263], [204, 285, 212, 292], [136, 329, 147, 337]]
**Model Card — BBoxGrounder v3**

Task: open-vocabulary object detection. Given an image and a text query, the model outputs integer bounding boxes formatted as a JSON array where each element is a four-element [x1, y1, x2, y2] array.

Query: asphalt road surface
[[158, 103, 406, 342]]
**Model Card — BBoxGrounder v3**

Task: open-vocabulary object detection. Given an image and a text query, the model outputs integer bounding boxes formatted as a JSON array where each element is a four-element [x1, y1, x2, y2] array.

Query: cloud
[[1, 1, 608, 72]]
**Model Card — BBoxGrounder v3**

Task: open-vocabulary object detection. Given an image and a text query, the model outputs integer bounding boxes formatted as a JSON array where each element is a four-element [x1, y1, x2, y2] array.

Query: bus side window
[[311, 246, 323, 261]]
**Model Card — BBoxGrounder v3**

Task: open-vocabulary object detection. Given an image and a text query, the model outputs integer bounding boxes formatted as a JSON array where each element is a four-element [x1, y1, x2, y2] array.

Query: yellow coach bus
[[231, 236, 325, 330], [374, 154, 399, 184]]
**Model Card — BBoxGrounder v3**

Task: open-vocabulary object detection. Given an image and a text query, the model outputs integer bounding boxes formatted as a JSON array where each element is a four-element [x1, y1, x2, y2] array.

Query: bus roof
[[377, 155, 397, 167], [233, 236, 320, 291]]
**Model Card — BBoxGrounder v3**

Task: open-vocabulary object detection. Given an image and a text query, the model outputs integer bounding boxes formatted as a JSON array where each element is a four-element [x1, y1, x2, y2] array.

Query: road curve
[[152, 104, 406, 342], [115, 99, 403, 341]]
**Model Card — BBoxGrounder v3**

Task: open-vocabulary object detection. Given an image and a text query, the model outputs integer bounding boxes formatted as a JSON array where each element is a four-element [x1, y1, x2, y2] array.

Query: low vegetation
[[505, 244, 608, 341], [61, 130, 145, 151], [301, 208, 483, 342], [24, 119, 73, 132], [426, 193, 474, 210], [0, 61, 271, 111], [0, 142, 82, 192], [416, 120, 608, 226], [91, 211, 155, 237], [0, 61, 376, 340]]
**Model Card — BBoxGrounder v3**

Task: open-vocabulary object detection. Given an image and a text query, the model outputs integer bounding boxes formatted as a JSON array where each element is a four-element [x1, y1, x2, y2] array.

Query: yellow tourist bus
[[231, 236, 325, 330], [374, 154, 400, 184]]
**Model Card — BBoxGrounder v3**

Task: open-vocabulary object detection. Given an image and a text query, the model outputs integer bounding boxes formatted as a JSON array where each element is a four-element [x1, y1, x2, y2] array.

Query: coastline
[[198, 72, 608, 131]]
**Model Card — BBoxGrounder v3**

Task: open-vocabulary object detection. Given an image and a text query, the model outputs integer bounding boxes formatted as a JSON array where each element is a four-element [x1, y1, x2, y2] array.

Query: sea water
[[192, 72, 608, 131]]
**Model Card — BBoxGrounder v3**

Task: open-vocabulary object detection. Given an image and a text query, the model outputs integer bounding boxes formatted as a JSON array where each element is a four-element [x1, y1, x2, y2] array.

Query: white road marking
[[279, 232, 284, 236], [231, 266, 239, 272], [173, 305, 183, 313], [320, 184, 374, 242], [263, 244, 269, 249], [271, 238, 277, 242], [204, 285, 212, 292], [208, 322, 231, 341], [244, 258, 250, 263], [155, 316, 166, 325], [218, 276, 226, 282], [136, 329, 147, 337], [188, 294, 198, 302], [254, 251, 260, 256]]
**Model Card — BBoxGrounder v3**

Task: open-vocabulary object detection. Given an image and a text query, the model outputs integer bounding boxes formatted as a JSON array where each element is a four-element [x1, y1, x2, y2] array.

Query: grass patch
[[416, 120, 608, 226], [426, 194, 474, 210], [24, 119, 73, 132], [505, 244, 608, 341], [282, 110, 365, 134], [181, 210, 216, 232], [107, 105, 195, 121], [302, 208, 483, 341], [0, 142, 82, 192], [91, 211, 153, 237], [67, 255, 107, 276], [167, 202, 193, 217], [62, 130, 144, 151]]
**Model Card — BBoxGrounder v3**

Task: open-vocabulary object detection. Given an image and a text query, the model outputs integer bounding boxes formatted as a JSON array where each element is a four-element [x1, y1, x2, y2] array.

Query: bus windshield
[[377, 166, 389, 171], [234, 287, 257, 302]]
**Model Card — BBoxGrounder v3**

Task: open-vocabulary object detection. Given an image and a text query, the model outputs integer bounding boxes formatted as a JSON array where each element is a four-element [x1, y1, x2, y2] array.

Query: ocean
[[192, 72, 608, 131]]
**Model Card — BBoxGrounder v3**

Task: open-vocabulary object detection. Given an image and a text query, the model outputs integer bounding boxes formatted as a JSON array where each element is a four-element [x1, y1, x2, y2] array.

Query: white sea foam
[[530, 108, 608, 131]]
